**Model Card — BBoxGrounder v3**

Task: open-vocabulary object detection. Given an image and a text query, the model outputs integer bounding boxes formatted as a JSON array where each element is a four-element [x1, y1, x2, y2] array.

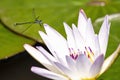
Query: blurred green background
[[0, 0, 120, 80]]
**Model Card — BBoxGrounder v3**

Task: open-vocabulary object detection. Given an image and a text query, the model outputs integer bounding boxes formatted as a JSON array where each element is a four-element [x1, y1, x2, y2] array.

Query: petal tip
[[63, 22, 67, 26], [79, 9, 87, 18], [31, 66, 37, 72], [80, 9, 84, 13], [23, 44, 30, 49], [43, 23, 50, 29]]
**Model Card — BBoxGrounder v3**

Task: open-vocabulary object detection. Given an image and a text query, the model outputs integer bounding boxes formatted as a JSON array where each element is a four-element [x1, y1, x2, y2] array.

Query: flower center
[[84, 46, 94, 62], [69, 48, 81, 60], [69, 47, 94, 62], [70, 53, 78, 60]]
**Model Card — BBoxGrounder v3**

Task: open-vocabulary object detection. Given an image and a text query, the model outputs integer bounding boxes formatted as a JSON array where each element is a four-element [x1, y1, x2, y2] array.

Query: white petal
[[43, 24, 65, 41], [86, 18, 95, 39], [89, 54, 104, 78], [39, 31, 58, 58], [72, 24, 85, 51], [85, 18, 96, 52], [78, 9, 88, 38], [36, 46, 56, 62], [24, 44, 58, 73], [76, 54, 91, 77], [99, 44, 120, 76], [36, 46, 63, 74], [40, 24, 69, 64], [39, 31, 66, 65], [31, 66, 68, 80], [63, 22, 77, 49], [66, 55, 76, 71], [93, 35, 101, 59], [54, 62, 79, 79], [98, 15, 110, 55], [24, 44, 51, 65]]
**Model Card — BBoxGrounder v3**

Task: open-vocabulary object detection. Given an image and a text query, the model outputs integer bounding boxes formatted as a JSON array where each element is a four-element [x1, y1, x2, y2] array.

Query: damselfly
[[14, 8, 43, 32]]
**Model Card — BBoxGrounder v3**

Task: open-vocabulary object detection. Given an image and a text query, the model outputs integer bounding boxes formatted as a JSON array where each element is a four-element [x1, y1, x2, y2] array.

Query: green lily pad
[[0, 23, 35, 59], [0, 0, 120, 41]]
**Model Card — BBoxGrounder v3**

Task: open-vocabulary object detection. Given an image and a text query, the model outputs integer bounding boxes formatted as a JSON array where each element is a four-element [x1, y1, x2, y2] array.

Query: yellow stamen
[[85, 47, 94, 62]]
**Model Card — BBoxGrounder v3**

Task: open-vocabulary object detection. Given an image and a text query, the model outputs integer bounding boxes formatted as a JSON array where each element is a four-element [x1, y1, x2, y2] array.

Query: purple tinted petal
[[24, 44, 51, 64], [54, 62, 77, 78], [66, 55, 76, 71], [76, 54, 91, 76], [31, 66, 68, 80], [93, 35, 101, 59], [36, 46, 56, 62], [36, 46, 64, 74], [54, 62, 72, 74], [98, 15, 110, 56], [99, 44, 120, 76], [89, 54, 104, 77]]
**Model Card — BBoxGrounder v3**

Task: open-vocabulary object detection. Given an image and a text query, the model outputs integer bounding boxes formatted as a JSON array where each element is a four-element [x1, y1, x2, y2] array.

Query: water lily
[[24, 9, 120, 80]]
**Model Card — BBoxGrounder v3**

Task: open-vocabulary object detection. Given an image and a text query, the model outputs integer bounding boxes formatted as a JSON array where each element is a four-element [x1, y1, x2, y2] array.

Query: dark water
[[0, 51, 50, 80]]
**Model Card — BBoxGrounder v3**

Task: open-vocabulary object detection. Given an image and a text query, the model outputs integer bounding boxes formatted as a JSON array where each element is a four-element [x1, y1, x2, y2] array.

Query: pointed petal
[[76, 54, 91, 77], [98, 15, 110, 55], [72, 24, 85, 51], [99, 44, 120, 76], [78, 9, 88, 37], [66, 55, 76, 71], [93, 35, 101, 59], [43, 24, 65, 41], [31, 66, 68, 80], [86, 18, 95, 39], [85, 18, 96, 52], [40, 24, 69, 64], [40, 29, 70, 66], [24, 44, 58, 73], [24, 44, 51, 65], [54, 62, 72, 76], [36, 46, 62, 74], [54, 62, 82, 79], [39, 31, 66, 65], [36, 46, 56, 62], [39, 31, 58, 58], [63, 22, 77, 49], [89, 54, 104, 78]]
